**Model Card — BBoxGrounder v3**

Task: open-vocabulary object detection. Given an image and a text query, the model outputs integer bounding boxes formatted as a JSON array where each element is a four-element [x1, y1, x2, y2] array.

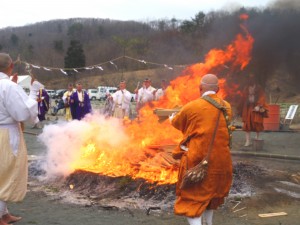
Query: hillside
[[44, 67, 184, 92], [1, 7, 299, 99]]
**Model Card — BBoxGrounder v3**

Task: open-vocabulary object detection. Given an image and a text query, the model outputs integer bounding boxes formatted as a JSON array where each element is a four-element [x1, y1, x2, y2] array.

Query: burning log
[[160, 152, 179, 167], [64, 170, 176, 200], [148, 145, 179, 166]]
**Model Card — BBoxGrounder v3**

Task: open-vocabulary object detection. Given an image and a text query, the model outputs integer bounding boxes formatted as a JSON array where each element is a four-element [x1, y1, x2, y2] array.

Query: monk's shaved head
[[199, 74, 219, 94], [0, 53, 12, 73], [201, 74, 218, 86]]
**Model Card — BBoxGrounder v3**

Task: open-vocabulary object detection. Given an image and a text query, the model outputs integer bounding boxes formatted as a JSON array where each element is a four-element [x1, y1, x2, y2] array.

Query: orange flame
[[72, 16, 254, 185], [240, 14, 249, 20]]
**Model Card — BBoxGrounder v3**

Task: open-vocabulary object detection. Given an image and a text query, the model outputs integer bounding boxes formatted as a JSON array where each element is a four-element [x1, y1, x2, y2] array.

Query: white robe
[[155, 88, 165, 100], [137, 86, 156, 104], [0, 72, 37, 205], [112, 89, 132, 118], [0, 73, 37, 126], [29, 80, 44, 124], [29, 80, 44, 100]]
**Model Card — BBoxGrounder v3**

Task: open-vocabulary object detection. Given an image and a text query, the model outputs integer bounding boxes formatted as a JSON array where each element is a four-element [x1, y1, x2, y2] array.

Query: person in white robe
[[62, 83, 74, 121], [29, 78, 45, 128], [111, 81, 132, 119], [155, 79, 168, 100], [0, 53, 38, 225], [134, 78, 156, 117]]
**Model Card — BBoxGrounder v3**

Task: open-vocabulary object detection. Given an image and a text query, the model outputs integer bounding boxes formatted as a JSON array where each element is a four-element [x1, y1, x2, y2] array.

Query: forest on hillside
[[0, 1, 300, 95]]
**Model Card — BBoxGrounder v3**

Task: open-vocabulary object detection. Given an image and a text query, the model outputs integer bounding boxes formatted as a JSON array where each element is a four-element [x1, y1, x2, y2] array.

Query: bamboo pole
[[23, 131, 38, 136]]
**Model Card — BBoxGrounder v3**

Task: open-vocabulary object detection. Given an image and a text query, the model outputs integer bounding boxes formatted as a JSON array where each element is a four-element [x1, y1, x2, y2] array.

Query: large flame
[[42, 16, 254, 185]]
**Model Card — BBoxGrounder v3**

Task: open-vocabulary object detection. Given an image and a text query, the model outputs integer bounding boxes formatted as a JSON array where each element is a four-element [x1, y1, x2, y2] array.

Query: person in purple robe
[[37, 88, 49, 121], [70, 83, 92, 120]]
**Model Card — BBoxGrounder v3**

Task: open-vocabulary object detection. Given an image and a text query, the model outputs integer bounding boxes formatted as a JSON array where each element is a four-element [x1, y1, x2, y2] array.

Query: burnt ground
[[8, 120, 300, 225], [11, 155, 299, 225]]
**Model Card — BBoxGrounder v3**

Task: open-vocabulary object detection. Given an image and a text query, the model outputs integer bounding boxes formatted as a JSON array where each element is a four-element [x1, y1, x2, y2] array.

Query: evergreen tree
[[10, 34, 19, 46], [54, 40, 64, 52], [64, 40, 85, 69]]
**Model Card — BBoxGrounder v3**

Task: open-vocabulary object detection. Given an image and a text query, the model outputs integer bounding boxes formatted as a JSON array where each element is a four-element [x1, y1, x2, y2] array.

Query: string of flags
[[15, 55, 188, 76]]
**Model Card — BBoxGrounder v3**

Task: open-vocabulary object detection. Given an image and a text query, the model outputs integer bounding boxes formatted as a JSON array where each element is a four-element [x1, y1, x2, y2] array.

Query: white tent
[[17, 75, 32, 89]]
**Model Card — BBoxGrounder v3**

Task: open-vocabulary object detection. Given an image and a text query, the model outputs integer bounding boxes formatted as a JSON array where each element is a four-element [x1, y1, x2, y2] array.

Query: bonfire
[[40, 14, 254, 188]]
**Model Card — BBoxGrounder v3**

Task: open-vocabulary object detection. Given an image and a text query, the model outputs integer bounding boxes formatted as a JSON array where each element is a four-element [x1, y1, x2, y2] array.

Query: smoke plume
[[203, 0, 300, 94], [39, 113, 129, 177], [269, 0, 300, 11]]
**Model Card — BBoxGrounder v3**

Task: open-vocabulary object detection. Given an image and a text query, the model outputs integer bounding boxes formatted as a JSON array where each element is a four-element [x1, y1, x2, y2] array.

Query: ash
[[29, 160, 46, 177], [230, 162, 265, 198], [28, 160, 265, 209]]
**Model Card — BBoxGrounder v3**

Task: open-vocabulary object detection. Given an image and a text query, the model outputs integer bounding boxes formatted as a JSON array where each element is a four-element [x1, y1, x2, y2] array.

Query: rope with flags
[[14, 55, 191, 76]]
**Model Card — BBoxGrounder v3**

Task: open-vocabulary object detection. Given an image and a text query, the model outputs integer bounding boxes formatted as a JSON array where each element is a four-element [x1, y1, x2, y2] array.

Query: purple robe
[[70, 91, 92, 120], [37, 88, 50, 121]]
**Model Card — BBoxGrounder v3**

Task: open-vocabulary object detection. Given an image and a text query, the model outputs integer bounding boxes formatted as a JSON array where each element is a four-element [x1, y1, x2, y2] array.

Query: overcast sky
[[1, 0, 273, 29]]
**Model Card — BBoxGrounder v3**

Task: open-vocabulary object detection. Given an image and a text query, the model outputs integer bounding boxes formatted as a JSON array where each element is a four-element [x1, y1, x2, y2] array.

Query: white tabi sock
[[0, 200, 8, 217], [245, 132, 251, 146], [187, 216, 202, 225], [203, 210, 213, 225]]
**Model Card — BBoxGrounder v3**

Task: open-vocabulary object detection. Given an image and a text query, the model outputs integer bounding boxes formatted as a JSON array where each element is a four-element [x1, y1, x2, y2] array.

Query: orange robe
[[242, 85, 268, 132], [171, 94, 233, 218]]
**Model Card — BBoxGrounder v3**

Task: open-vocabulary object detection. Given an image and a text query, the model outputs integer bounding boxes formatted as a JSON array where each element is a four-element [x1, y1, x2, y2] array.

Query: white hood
[[29, 80, 44, 99]]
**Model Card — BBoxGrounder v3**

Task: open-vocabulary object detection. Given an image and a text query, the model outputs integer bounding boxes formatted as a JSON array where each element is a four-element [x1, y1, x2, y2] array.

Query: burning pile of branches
[[65, 170, 176, 201], [39, 15, 254, 186], [29, 159, 266, 208]]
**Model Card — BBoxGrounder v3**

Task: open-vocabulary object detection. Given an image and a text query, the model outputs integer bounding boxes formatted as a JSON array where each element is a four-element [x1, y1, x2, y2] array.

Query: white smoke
[[268, 0, 300, 10], [39, 113, 129, 178]]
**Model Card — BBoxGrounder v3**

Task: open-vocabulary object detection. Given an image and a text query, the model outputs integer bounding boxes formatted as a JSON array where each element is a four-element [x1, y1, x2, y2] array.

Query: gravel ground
[[7, 110, 300, 225]]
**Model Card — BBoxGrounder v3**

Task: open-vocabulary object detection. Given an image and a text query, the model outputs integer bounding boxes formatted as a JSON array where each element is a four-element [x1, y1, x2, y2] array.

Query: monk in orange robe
[[170, 74, 233, 225], [241, 73, 268, 146]]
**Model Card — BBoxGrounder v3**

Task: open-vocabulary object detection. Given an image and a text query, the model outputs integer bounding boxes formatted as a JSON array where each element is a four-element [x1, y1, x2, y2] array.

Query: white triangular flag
[[110, 61, 118, 69], [96, 66, 103, 71], [60, 69, 68, 75], [138, 60, 146, 64], [43, 67, 51, 71], [74, 69, 78, 72], [32, 65, 40, 69]]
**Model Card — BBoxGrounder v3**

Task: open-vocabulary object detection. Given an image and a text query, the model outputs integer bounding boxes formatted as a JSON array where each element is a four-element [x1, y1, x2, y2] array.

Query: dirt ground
[[7, 116, 300, 225], [9, 156, 300, 225]]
